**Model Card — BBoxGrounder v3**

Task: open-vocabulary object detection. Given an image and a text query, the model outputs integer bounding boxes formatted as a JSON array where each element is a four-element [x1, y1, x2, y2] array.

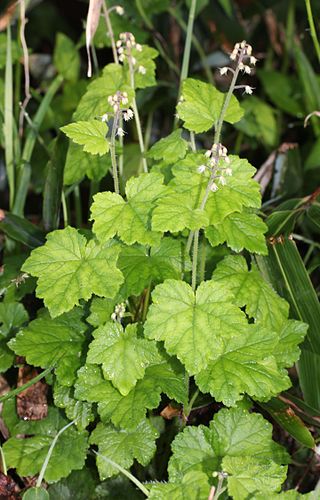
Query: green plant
[[0, 1, 320, 498]]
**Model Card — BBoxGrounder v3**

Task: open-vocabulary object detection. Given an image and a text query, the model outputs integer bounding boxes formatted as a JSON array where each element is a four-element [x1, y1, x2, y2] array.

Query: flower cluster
[[219, 40, 257, 95], [111, 302, 126, 322], [116, 32, 146, 75], [102, 91, 134, 136], [198, 143, 232, 192], [107, 91, 129, 113]]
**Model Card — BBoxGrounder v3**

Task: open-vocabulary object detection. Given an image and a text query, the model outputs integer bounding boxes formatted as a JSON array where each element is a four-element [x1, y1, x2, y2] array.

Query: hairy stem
[[191, 229, 200, 290], [102, 1, 119, 64], [110, 110, 120, 194]]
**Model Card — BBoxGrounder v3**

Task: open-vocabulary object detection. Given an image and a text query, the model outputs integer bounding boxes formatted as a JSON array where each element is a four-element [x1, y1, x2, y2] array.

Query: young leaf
[[64, 142, 111, 185], [205, 211, 268, 254], [91, 172, 165, 246], [118, 238, 190, 298], [22, 226, 124, 318], [61, 120, 109, 156], [53, 383, 94, 431], [144, 279, 249, 374], [212, 255, 289, 330], [8, 308, 86, 386], [168, 407, 289, 495], [148, 129, 188, 164], [152, 190, 209, 233], [177, 78, 243, 133], [149, 471, 210, 499], [75, 358, 188, 429], [195, 326, 291, 406], [87, 322, 159, 395], [90, 420, 159, 479], [129, 45, 158, 89], [3, 425, 88, 482], [0, 301, 28, 338], [223, 456, 287, 500], [73, 63, 133, 120]]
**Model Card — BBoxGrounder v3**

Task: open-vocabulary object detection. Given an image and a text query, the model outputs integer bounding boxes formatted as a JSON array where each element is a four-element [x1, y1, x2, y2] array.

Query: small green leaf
[[177, 78, 243, 133], [53, 383, 94, 430], [53, 33, 80, 82], [75, 358, 188, 429], [149, 471, 210, 499], [128, 45, 158, 89], [90, 420, 159, 479], [23, 487, 49, 500], [74, 63, 133, 121], [87, 322, 159, 395], [91, 173, 165, 246], [168, 407, 289, 488], [9, 308, 86, 386], [0, 301, 28, 338], [22, 226, 124, 318], [148, 129, 188, 163], [195, 326, 291, 406], [205, 211, 268, 254], [61, 120, 109, 155], [3, 420, 88, 482], [152, 190, 209, 233], [64, 142, 110, 185], [118, 238, 190, 298], [223, 456, 287, 500]]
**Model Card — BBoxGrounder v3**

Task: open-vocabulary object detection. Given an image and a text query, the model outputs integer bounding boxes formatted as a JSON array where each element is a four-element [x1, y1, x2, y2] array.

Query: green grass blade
[[42, 134, 68, 232], [4, 23, 15, 209], [0, 211, 45, 248], [256, 236, 320, 409], [13, 74, 64, 216]]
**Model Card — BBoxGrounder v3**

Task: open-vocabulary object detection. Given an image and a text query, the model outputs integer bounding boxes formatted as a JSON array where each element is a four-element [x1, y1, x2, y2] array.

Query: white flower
[[198, 165, 206, 174], [230, 52, 237, 61], [116, 127, 125, 137], [131, 56, 137, 66], [250, 56, 257, 65], [205, 150, 212, 158], [113, 104, 119, 113], [210, 182, 218, 192], [123, 109, 134, 121], [244, 85, 254, 94], [219, 67, 229, 75], [225, 167, 232, 176], [136, 43, 143, 52], [119, 54, 125, 62], [244, 65, 251, 74], [115, 5, 124, 15], [116, 40, 122, 48], [107, 95, 114, 105], [219, 176, 226, 186], [138, 65, 146, 74], [101, 113, 108, 122], [111, 312, 117, 321]]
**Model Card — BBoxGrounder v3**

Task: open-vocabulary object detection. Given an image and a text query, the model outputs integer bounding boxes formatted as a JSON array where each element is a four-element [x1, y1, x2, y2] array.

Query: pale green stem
[[118, 114, 124, 182], [213, 473, 227, 499], [128, 56, 148, 172], [110, 110, 120, 194], [93, 451, 149, 497], [185, 388, 199, 418], [305, 0, 320, 64], [180, 0, 197, 83], [4, 23, 14, 209], [0, 447, 7, 475], [199, 236, 206, 282], [144, 111, 153, 150], [190, 131, 196, 151], [36, 420, 76, 488], [61, 191, 68, 227], [0, 366, 53, 403], [102, 1, 119, 64], [191, 229, 200, 290]]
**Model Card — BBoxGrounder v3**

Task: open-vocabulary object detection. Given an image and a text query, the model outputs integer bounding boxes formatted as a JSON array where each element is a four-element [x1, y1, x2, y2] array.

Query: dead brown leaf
[[17, 365, 48, 421]]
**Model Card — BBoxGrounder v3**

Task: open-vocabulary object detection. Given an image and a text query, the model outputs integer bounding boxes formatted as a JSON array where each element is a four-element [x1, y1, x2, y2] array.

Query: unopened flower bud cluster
[[102, 91, 134, 136], [116, 32, 146, 75], [111, 302, 126, 322], [198, 143, 232, 192]]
